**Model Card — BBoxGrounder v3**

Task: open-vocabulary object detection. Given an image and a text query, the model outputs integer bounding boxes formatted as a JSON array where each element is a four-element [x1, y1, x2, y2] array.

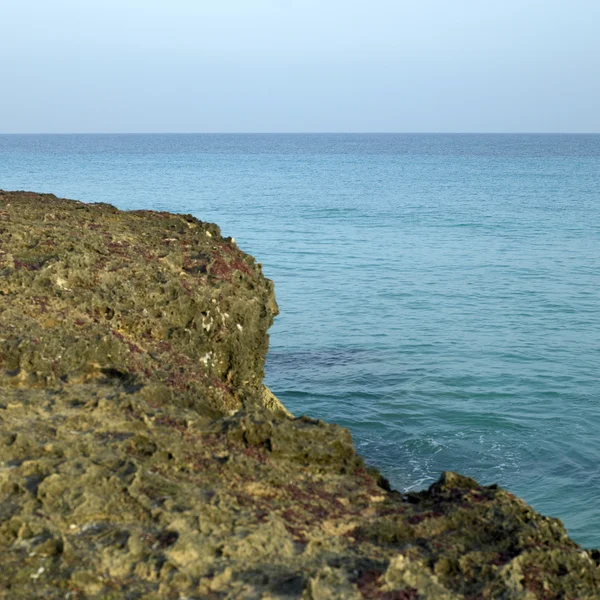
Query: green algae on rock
[[0, 190, 599, 599]]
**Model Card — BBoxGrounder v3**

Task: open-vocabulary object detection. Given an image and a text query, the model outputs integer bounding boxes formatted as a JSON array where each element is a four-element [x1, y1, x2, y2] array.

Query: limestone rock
[[0, 190, 598, 599]]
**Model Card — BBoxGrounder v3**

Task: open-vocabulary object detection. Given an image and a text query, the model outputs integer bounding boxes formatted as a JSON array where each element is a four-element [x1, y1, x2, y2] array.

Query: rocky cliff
[[0, 190, 598, 599]]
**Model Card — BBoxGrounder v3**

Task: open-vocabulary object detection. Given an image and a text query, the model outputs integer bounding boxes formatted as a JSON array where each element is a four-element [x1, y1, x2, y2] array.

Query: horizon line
[[2, 131, 600, 136]]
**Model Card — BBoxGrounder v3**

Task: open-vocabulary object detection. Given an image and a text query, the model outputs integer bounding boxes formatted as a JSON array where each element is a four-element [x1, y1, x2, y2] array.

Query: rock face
[[0, 190, 599, 599], [0, 191, 280, 417]]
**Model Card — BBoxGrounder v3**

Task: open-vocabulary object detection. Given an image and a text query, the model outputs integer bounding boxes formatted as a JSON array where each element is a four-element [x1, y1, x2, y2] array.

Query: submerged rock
[[0, 190, 598, 599]]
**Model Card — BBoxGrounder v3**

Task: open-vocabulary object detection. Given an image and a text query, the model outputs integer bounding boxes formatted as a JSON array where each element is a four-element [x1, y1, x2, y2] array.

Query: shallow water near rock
[[1, 133, 599, 547]]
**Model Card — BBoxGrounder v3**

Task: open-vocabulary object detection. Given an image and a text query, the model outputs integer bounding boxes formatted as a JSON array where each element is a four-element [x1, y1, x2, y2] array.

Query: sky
[[1, 0, 599, 133]]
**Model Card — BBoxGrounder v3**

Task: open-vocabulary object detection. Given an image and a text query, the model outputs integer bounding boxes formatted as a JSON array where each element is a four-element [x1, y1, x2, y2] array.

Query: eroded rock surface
[[0, 191, 599, 599], [0, 191, 279, 417]]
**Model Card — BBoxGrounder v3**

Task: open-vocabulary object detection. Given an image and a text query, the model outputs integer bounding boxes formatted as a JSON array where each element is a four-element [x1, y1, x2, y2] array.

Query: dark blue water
[[2, 134, 599, 547]]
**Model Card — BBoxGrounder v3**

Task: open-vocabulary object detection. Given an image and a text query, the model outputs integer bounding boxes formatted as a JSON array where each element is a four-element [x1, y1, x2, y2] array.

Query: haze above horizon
[[2, 0, 599, 134]]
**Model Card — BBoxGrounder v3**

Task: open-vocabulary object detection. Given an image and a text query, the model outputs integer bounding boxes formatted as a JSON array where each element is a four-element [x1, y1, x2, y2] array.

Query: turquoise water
[[1, 134, 599, 547]]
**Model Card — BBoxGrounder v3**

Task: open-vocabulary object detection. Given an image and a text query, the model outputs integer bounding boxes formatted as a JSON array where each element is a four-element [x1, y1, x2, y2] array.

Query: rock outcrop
[[0, 190, 599, 599]]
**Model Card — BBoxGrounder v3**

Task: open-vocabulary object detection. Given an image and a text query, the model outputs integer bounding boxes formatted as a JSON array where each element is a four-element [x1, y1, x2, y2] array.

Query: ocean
[[1, 133, 599, 547]]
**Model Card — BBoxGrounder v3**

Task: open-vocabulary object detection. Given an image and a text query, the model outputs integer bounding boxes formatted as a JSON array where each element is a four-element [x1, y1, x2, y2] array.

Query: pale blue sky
[[2, 0, 599, 133]]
